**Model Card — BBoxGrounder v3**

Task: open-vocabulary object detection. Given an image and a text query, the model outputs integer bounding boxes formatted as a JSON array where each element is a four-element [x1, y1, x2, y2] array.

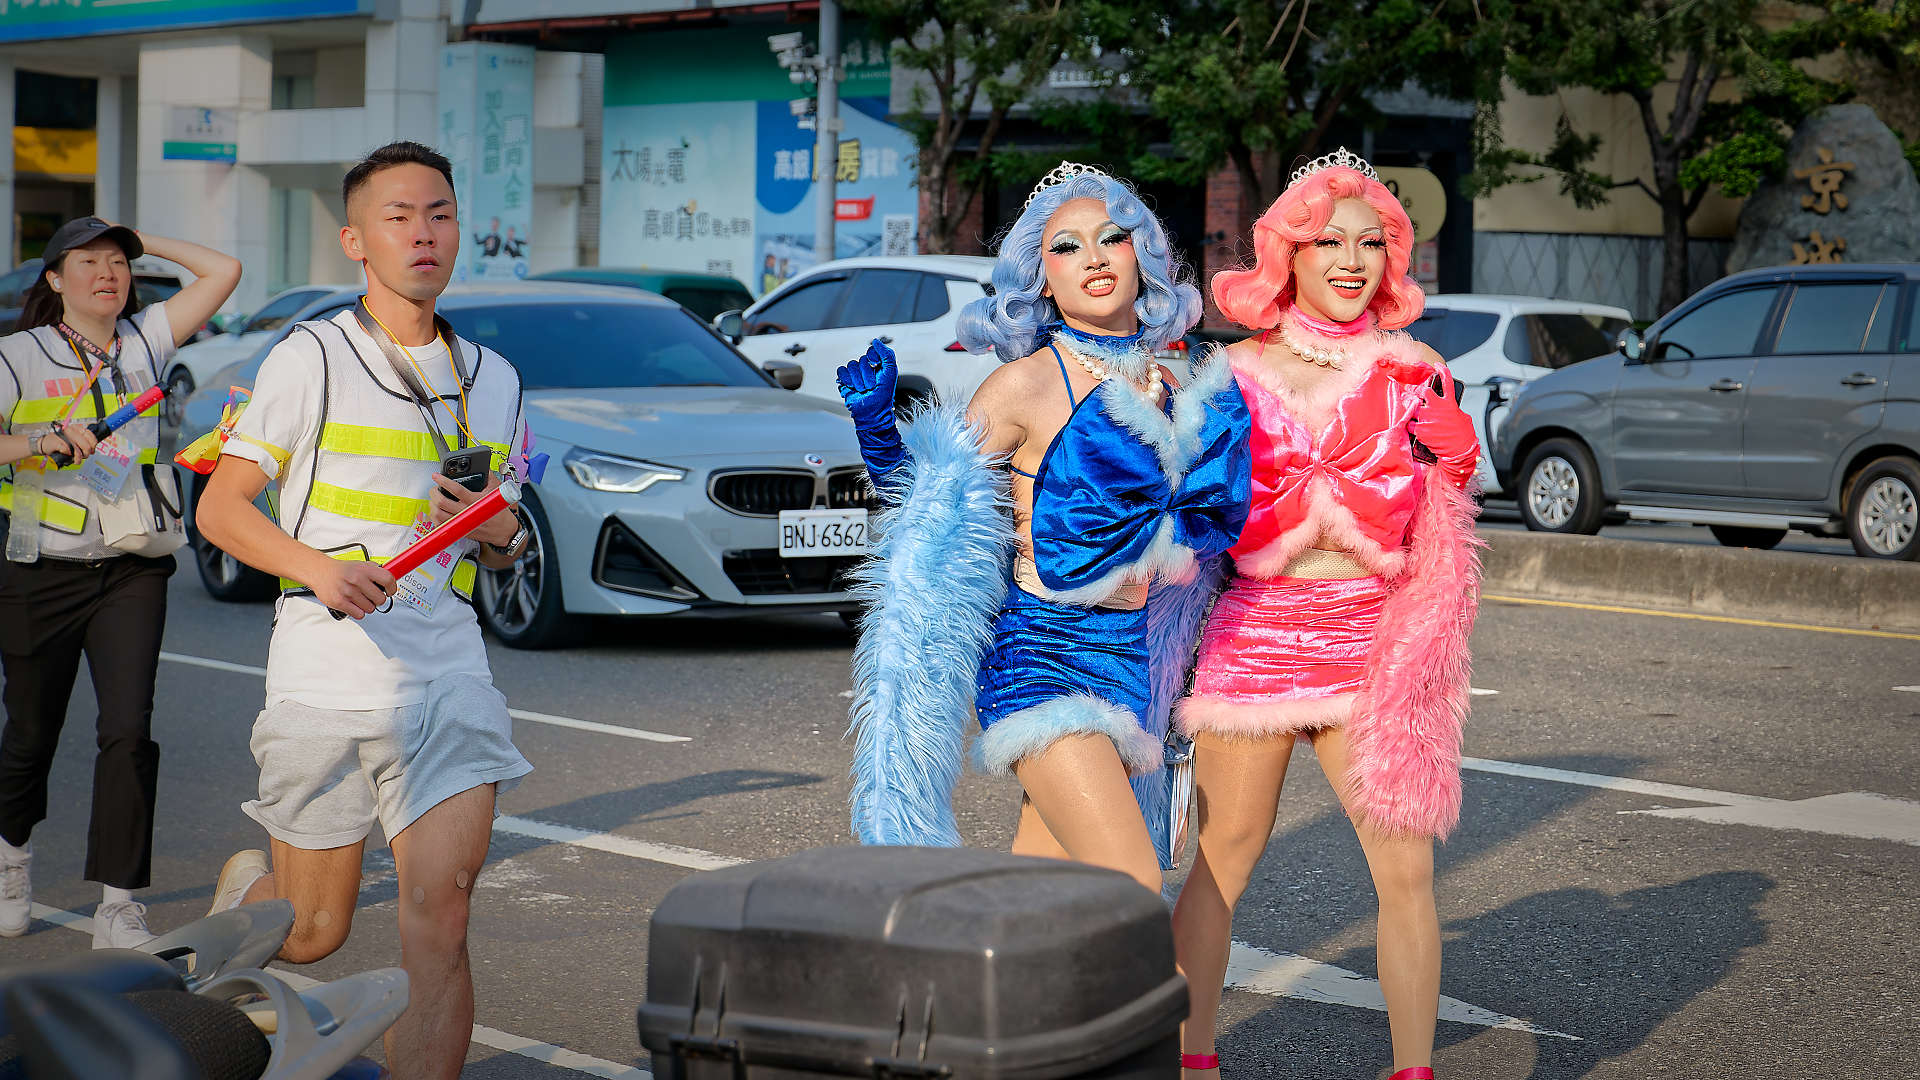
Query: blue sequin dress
[[971, 332, 1251, 776]]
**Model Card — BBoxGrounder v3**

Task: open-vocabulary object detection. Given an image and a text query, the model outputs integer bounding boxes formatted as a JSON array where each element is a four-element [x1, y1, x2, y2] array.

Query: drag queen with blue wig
[[835, 163, 1251, 892]]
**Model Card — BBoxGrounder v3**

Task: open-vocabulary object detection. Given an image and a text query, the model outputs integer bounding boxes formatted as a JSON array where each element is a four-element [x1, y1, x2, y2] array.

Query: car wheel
[[1518, 438, 1604, 535], [163, 366, 194, 428], [1845, 456, 1920, 560], [476, 493, 574, 648], [1708, 525, 1785, 550], [187, 478, 278, 602]]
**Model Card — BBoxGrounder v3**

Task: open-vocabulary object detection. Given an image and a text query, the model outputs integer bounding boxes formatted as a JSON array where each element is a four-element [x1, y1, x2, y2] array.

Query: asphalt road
[[4, 564, 1917, 1078]]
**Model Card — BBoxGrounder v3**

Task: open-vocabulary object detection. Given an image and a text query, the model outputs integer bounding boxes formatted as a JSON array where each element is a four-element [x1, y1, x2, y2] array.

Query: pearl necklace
[[1057, 339, 1164, 401], [1277, 325, 1346, 370]]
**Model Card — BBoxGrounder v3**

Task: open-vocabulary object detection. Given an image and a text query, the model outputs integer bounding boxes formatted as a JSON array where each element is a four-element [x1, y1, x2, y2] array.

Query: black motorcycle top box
[[638, 846, 1187, 1079]]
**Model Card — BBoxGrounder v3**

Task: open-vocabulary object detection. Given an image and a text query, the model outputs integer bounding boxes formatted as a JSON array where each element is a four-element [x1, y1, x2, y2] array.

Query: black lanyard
[[56, 324, 118, 425], [352, 299, 472, 457]]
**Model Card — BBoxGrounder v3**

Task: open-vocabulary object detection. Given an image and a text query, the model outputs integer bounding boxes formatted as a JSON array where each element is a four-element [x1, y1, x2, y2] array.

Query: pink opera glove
[[1411, 385, 1478, 488]]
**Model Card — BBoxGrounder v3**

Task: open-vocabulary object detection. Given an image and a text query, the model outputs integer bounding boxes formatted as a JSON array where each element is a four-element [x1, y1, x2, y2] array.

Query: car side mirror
[[714, 310, 745, 344], [762, 360, 804, 391], [1618, 327, 1644, 362]]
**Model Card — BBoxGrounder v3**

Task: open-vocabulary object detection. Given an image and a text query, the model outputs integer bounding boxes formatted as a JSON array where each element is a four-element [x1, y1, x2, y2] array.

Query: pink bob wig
[[1212, 166, 1423, 332]]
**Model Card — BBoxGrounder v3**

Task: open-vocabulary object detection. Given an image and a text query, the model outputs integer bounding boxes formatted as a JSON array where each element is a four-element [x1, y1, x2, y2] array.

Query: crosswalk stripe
[[157, 651, 691, 744], [25, 903, 649, 1079]]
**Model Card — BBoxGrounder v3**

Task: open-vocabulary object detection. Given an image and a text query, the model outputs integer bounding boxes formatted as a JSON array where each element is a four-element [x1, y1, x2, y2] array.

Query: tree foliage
[[1467, 0, 1846, 314], [1115, 0, 1508, 209], [844, 0, 1085, 252]]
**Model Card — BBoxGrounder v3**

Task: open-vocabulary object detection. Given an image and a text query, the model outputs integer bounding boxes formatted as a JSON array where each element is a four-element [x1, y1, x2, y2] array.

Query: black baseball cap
[[41, 217, 143, 266]]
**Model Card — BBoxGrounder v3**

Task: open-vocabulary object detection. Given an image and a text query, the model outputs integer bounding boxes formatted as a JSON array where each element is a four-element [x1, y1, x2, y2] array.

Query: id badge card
[[389, 513, 454, 616], [80, 433, 138, 503]]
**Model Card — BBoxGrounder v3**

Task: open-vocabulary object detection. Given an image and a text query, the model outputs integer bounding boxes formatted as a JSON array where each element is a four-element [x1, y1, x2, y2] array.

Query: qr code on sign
[[883, 215, 915, 256]]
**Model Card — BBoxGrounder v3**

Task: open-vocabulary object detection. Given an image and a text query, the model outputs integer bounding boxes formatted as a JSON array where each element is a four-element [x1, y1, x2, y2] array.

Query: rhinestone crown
[[1288, 146, 1380, 187], [1024, 161, 1115, 208]]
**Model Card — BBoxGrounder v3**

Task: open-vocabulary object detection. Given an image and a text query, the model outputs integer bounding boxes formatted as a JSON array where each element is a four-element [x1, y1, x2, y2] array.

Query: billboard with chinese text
[[601, 25, 917, 297], [439, 42, 536, 283]]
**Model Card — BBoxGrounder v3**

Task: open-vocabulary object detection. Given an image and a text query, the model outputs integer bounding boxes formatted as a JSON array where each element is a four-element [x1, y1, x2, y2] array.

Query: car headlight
[[563, 448, 686, 493]]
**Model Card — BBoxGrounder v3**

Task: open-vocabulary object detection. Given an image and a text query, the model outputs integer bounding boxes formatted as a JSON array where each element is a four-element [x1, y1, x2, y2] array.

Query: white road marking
[[1894, 685, 1920, 694], [495, 821, 1574, 1038], [1627, 791, 1920, 847], [1460, 757, 1779, 806], [496, 815, 747, 872], [157, 651, 690, 744], [27, 903, 648, 1079], [1226, 942, 1578, 1040], [1470, 687, 1500, 697]]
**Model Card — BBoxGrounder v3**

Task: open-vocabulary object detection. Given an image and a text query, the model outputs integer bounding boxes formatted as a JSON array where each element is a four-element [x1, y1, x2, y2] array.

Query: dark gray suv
[[1492, 264, 1919, 559]]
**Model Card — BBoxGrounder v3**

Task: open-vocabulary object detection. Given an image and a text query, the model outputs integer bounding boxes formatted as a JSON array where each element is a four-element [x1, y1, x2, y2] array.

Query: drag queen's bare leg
[[1171, 732, 1296, 1075], [1013, 734, 1162, 892], [1311, 724, 1440, 1071], [1010, 797, 1070, 859]]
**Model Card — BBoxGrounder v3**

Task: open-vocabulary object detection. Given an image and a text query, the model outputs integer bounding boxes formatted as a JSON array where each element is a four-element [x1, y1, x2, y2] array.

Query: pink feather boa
[[1341, 464, 1484, 840]]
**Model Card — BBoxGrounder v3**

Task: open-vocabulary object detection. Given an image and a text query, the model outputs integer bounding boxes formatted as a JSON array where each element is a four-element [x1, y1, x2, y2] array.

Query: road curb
[[1478, 530, 1920, 633]]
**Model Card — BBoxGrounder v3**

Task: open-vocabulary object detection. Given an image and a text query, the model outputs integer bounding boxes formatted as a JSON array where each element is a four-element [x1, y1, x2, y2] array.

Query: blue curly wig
[[956, 172, 1203, 362]]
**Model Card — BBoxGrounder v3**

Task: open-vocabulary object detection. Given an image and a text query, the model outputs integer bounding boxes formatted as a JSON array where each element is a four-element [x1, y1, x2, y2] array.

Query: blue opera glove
[[836, 339, 908, 493]]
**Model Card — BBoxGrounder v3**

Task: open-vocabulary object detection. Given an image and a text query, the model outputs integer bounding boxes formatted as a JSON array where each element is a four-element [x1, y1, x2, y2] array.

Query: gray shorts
[[242, 673, 532, 850]]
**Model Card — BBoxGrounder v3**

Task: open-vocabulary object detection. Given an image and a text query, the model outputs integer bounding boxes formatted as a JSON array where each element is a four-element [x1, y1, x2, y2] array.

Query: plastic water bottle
[[4, 462, 44, 562]]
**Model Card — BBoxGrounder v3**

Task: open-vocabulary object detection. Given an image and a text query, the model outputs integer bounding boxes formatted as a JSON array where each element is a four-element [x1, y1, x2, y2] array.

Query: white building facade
[[1, 0, 595, 314]]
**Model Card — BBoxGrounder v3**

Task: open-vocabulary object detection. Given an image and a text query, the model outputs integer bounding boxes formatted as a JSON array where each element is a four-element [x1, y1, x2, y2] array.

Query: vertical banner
[[439, 42, 536, 283]]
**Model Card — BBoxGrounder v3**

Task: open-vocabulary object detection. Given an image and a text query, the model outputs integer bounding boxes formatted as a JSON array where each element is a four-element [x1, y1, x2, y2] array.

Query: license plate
[[779, 509, 870, 558]]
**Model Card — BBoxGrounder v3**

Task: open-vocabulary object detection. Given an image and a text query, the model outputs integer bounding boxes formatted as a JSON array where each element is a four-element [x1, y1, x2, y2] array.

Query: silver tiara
[[1289, 146, 1379, 187], [1024, 161, 1114, 208]]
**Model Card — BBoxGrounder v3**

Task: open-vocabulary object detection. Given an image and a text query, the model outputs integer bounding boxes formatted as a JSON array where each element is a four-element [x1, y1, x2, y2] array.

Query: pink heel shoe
[[1388, 1069, 1434, 1080], [1181, 1053, 1220, 1070]]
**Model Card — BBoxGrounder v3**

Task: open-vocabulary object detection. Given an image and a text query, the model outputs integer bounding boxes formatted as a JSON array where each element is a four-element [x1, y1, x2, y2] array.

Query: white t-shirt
[[222, 309, 525, 711], [0, 303, 175, 560]]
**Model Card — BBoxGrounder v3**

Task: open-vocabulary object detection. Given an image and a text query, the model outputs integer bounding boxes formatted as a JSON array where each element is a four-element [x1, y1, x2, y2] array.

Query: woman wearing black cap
[[0, 218, 239, 948]]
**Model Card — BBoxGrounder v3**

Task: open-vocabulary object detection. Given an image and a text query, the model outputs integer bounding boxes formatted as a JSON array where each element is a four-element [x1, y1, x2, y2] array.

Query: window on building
[[1653, 287, 1780, 361], [267, 188, 314, 298], [1772, 282, 1893, 354], [15, 70, 97, 129]]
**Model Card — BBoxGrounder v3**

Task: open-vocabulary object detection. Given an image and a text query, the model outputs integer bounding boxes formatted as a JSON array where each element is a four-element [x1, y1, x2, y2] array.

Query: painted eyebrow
[[1048, 221, 1121, 242]]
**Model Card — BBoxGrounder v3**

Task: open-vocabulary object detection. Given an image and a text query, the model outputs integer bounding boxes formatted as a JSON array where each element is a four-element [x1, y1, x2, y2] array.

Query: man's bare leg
[[239, 838, 365, 963], [385, 783, 495, 1080]]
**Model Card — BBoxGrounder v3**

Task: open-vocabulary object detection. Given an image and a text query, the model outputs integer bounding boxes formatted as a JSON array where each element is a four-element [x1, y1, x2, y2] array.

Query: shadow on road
[[1212, 754, 1770, 1076]]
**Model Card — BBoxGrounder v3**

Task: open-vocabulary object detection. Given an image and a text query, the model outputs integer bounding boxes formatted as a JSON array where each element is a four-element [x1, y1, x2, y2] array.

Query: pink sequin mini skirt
[[1177, 574, 1391, 739]]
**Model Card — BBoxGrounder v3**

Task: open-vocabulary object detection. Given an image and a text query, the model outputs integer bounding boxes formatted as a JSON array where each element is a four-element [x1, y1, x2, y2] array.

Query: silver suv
[[1492, 264, 1919, 559]]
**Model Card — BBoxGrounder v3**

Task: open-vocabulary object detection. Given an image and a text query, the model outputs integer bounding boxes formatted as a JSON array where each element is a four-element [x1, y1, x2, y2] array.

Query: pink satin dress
[[1179, 329, 1443, 739]]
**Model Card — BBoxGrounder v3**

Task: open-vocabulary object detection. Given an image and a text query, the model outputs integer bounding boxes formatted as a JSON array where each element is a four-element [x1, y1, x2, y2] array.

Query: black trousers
[[0, 552, 174, 889]]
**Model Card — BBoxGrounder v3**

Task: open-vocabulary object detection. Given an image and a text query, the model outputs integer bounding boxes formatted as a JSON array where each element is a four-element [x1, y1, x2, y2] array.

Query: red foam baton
[[328, 479, 520, 619], [47, 384, 166, 466]]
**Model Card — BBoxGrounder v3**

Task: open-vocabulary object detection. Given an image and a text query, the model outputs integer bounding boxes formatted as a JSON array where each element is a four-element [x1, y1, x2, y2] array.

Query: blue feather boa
[[845, 402, 1015, 847]]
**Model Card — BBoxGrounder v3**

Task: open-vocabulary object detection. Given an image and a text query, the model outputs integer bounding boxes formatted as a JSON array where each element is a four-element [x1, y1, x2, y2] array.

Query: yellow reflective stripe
[[318, 423, 509, 466], [307, 482, 428, 528], [11, 392, 156, 426], [279, 550, 479, 600], [0, 480, 89, 532]]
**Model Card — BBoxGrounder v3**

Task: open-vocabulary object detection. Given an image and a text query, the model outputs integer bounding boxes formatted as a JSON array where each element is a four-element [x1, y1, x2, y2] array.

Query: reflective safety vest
[[1, 318, 167, 559], [270, 315, 521, 610]]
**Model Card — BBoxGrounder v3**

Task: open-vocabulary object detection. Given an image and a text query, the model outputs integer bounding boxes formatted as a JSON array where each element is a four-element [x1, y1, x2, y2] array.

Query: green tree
[[1116, 0, 1507, 209], [1468, 0, 1841, 315], [845, 0, 1085, 253]]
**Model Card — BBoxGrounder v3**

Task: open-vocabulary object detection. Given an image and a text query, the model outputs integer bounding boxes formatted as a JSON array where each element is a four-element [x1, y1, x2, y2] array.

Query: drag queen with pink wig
[[1170, 150, 1482, 1080]]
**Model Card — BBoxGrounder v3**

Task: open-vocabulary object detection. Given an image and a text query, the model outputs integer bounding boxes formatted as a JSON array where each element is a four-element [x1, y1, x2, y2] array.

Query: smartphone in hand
[[439, 447, 489, 494]]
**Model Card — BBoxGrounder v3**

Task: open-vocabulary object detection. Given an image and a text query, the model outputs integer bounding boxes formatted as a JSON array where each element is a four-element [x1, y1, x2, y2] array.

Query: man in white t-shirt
[[196, 141, 534, 1080]]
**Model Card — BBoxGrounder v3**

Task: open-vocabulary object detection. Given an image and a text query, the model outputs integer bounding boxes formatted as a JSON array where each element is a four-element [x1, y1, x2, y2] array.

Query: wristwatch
[[489, 506, 532, 559]]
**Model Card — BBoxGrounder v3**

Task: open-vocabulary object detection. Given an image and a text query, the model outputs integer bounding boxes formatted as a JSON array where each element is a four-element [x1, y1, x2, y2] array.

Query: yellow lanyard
[[363, 306, 476, 448]]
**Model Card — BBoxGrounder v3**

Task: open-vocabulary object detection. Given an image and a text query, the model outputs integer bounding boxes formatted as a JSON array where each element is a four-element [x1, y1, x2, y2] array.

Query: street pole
[[813, 0, 840, 264]]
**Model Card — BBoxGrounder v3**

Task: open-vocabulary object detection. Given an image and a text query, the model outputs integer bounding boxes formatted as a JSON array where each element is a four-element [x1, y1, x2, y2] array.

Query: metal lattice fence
[[1471, 231, 1733, 321]]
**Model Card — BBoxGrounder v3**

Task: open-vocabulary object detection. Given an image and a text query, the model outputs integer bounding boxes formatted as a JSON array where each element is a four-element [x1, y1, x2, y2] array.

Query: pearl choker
[[1056, 338, 1164, 401], [1275, 306, 1375, 370]]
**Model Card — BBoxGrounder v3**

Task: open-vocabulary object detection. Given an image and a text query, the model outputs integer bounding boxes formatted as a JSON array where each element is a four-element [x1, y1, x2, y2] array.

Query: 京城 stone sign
[[1727, 104, 1920, 272]]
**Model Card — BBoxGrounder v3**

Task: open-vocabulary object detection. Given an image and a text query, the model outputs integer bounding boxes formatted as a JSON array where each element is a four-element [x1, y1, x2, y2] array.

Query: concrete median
[[1478, 529, 1920, 634]]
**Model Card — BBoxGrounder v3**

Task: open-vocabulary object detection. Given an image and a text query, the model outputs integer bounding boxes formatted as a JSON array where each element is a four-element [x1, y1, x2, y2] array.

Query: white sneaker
[[91, 899, 154, 950], [207, 849, 269, 916], [0, 842, 28, 938]]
